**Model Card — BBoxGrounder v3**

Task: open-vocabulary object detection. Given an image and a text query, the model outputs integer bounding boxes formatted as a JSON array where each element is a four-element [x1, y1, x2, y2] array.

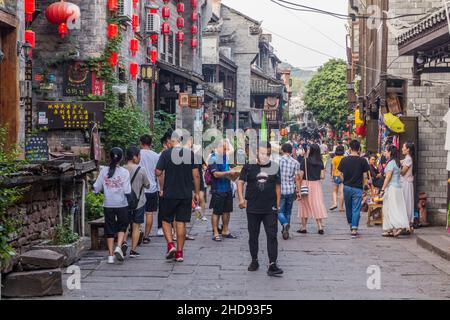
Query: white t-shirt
[[93, 166, 131, 208], [139, 149, 160, 193]]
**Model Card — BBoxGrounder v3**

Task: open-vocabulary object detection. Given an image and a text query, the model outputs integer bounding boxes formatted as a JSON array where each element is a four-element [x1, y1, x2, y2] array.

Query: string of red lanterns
[[176, 1, 185, 43], [190, 0, 198, 48], [161, 0, 171, 36], [25, 0, 35, 22]]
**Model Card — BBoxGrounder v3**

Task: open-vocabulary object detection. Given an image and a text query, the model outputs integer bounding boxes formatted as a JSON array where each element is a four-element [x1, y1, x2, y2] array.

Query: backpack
[[127, 167, 144, 210], [204, 165, 213, 186]]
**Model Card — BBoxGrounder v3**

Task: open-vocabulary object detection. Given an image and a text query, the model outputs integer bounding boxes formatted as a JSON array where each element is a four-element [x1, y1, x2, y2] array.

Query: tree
[[304, 59, 348, 131]]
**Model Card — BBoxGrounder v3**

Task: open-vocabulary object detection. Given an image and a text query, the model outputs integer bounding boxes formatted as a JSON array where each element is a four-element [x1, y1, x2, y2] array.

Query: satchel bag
[[300, 159, 310, 197]]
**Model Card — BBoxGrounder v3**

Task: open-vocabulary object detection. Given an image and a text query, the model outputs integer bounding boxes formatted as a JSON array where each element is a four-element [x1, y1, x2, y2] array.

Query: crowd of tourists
[[92, 130, 416, 277]]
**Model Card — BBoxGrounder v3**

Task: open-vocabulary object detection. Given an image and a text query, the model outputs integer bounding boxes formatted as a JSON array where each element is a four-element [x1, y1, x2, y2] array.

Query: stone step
[[417, 234, 450, 261], [19, 249, 65, 271], [1, 269, 63, 298]]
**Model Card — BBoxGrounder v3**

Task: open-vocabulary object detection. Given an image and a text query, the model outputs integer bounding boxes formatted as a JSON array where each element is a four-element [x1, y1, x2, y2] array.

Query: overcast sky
[[221, 0, 348, 69]]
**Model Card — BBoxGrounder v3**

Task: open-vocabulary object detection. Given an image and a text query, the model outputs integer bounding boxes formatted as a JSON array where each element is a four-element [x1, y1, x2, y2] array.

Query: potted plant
[[31, 217, 85, 267]]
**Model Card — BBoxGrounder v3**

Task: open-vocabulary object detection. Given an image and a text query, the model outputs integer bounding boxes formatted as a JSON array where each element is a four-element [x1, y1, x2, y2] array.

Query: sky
[[221, 0, 348, 70]]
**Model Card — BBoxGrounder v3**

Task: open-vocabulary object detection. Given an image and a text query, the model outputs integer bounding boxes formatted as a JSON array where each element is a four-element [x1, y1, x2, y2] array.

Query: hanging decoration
[[24, 30, 36, 48], [130, 62, 139, 80], [132, 14, 139, 31], [161, 0, 171, 38], [45, 1, 81, 39], [25, 0, 36, 22], [108, 52, 119, 67], [190, 0, 198, 49], [130, 38, 139, 57], [108, 0, 118, 12], [176, 1, 185, 44], [132, 0, 139, 9], [150, 47, 158, 64], [108, 23, 119, 39]]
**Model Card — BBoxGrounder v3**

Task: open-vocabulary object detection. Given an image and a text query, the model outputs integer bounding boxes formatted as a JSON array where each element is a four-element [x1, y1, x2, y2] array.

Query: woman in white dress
[[401, 142, 415, 230], [380, 145, 410, 237]]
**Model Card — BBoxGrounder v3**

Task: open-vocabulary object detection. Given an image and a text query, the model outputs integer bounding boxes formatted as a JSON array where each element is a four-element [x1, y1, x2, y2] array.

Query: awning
[[157, 61, 204, 84]]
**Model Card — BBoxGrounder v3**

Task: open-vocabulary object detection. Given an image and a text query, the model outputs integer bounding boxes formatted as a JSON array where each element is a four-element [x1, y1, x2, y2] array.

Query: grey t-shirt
[[124, 164, 151, 210]]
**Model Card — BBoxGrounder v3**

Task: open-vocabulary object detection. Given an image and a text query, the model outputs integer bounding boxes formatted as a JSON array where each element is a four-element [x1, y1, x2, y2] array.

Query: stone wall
[[386, 0, 449, 222]]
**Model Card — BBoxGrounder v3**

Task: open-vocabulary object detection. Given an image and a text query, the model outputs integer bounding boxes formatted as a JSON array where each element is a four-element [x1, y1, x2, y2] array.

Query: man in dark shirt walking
[[237, 141, 283, 277], [338, 140, 370, 239]]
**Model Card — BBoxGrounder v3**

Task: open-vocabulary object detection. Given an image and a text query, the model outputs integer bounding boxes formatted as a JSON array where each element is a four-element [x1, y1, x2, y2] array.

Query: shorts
[[145, 192, 158, 213], [333, 176, 342, 185], [128, 206, 145, 224], [160, 198, 192, 223], [209, 191, 233, 215], [104, 207, 130, 238]]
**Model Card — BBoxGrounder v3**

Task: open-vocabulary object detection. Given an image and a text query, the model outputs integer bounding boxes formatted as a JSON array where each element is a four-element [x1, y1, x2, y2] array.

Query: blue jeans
[[343, 186, 363, 230], [278, 193, 295, 225]]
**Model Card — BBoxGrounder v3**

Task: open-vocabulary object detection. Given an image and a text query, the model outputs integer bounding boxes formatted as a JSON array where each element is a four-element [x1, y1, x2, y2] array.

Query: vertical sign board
[[25, 60, 33, 134], [25, 134, 49, 162]]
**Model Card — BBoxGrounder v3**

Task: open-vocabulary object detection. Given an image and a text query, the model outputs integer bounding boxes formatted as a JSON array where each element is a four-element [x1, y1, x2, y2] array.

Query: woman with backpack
[[93, 148, 131, 264], [124, 146, 150, 258]]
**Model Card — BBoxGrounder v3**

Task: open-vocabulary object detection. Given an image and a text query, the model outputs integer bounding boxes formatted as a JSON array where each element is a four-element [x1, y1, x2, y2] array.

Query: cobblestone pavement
[[43, 175, 450, 300]]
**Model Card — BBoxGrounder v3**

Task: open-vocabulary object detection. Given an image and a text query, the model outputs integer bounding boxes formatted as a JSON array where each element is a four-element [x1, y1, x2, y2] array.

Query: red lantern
[[130, 38, 139, 57], [25, 0, 35, 22], [190, 12, 198, 21], [150, 34, 158, 43], [150, 47, 158, 64], [25, 30, 35, 48], [355, 126, 366, 137], [176, 31, 185, 42], [132, 14, 139, 31], [177, 17, 185, 29], [108, 0, 118, 12], [161, 22, 170, 34], [191, 0, 198, 9], [162, 6, 171, 19], [58, 23, 68, 38], [108, 23, 118, 39], [190, 25, 198, 35], [130, 62, 138, 80], [46, 1, 74, 24], [190, 38, 198, 48], [132, 0, 139, 8], [109, 52, 118, 67], [177, 2, 185, 13]]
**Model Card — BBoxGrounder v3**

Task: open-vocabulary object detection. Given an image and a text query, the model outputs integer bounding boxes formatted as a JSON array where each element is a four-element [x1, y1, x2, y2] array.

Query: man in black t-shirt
[[338, 140, 370, 238], [156, 132, 201, 263], [237, 141, 283, 277]]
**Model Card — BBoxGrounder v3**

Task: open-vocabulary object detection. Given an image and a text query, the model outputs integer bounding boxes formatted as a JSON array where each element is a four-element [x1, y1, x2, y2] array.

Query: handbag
[[300, 159, 310, 197], [127, 167, 144, 210]]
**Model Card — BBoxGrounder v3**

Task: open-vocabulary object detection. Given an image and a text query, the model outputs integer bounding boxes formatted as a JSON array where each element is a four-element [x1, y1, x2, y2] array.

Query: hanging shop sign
[[25, 133, 49, 162], [63, 61, 103, 96], [179, 93, 189, 107], [37, 101, 105, 130], [189, 95, 201, 109]]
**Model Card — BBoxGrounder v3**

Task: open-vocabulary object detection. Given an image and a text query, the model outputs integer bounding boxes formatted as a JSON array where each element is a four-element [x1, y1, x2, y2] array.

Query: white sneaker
[[107, 256, 114, 264], [157, 228, 164, 237], [114, 246, 124, 262]]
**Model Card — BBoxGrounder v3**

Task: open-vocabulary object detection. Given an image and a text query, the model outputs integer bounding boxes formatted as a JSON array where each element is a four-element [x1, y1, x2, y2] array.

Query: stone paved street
[[41, 176, 450, 300]]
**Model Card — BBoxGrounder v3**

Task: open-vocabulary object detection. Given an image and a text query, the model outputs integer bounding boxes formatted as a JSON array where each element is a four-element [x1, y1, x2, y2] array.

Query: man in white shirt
[[139, 135, 161, 243]]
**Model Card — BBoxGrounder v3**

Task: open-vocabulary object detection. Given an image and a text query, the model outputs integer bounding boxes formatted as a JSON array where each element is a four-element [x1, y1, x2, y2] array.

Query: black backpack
[[127, 167, 144, 211]]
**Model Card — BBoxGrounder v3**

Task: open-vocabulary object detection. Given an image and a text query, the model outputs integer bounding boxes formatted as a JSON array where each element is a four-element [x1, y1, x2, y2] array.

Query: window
[[175, 39, 181, 66]]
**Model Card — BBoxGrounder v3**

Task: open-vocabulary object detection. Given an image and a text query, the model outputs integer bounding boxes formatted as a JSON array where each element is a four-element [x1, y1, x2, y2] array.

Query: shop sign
[[179, 93, 189, 107], [25, 133, 49, 162], [63, 61, 103, 97], [189, 95, 201, 109], [37, 101, 105, 130]]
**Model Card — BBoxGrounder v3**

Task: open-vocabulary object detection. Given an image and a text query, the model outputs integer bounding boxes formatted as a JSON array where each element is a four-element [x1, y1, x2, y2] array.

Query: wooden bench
[[367, 203, 383, 226], [88, 217, 105, 250]]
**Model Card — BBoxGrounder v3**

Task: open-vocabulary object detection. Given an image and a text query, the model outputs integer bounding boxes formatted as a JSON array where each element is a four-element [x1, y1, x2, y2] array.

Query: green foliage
[[304, 59, 348, 131], [52, 217, 79, 245], [152, 111, 176, 153], [0, 127, 26, 264], [86, 192, 104, 221]]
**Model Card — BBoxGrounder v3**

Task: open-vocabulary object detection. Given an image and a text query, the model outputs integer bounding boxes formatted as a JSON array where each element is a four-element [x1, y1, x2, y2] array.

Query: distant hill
[[280, 63, 317, 95]]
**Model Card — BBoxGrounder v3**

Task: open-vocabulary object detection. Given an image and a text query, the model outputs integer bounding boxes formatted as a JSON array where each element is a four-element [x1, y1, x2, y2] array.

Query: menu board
[[25, 134, 49, 162], [37, 101, 105, 130]]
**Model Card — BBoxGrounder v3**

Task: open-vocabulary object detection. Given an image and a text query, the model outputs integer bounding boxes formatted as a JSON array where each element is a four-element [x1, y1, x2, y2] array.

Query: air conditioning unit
[[146, 12, 161, 34], [118, 0, 133, 22]]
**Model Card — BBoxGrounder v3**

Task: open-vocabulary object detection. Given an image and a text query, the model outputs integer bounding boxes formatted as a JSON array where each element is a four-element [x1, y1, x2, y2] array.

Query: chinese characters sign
[[25, 134, 49, 162], [63, 62, 103, 96], [37, 101, 105, 130]]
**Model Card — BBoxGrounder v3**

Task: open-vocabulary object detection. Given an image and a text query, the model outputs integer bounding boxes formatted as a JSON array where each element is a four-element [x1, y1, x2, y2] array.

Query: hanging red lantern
[[190, 38, 198, 48], [150, 34, 158, 43], [150, 47, 158, 64], [58, 23, 68, 38], [190, 25, 198, 35], [108, 52, 119, 67], [162, 6, 171, 19], [107, 23, 119, 39], [132, 14, 139, 31], [132, 0, 139, 8], [161, 22, 170, 34], [25, 30, 36, 48], [190, 12, 198, 21], [176, 31, 185, 42], [130, 62, 139, 80], [130, 38, 139, 57], [25, 0, 35, 22], [177, 17, 185, 29], [108, 0, 118, 12], [191, 0, 198, 9], [177, 2, 185, 14]]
